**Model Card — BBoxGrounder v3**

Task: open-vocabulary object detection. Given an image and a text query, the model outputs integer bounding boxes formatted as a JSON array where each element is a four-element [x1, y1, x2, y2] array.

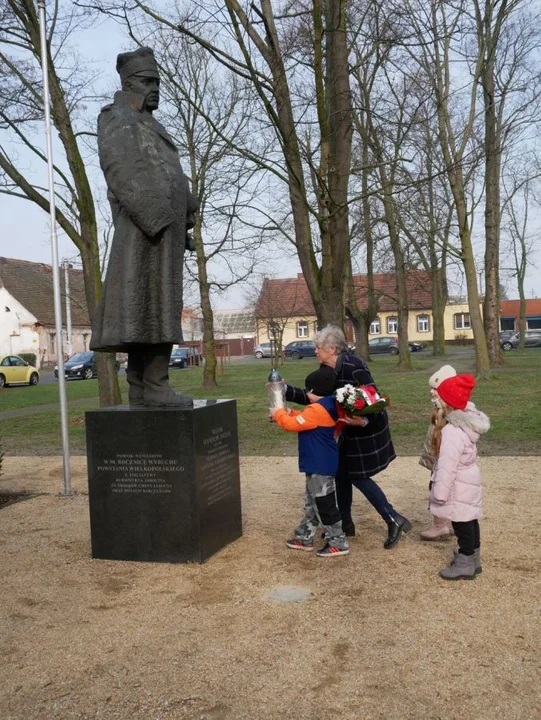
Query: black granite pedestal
[[85, 400, 242, 563]]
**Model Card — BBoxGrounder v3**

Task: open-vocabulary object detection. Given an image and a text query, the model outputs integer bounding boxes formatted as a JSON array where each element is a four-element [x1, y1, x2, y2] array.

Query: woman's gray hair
[[314, 325, 348, 352]]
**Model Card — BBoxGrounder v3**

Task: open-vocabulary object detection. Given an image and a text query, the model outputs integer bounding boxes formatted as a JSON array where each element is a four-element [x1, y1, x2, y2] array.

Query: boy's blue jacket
[[273, 395, 340, 476]]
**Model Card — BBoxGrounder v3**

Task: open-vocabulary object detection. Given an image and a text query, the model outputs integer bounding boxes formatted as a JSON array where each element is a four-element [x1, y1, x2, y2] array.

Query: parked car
[[169, 346, 201, 368], [0, 354, 40, 388], [55, 351, 97, 379], [367, 337, 424, 355], [499, 330, 515, 342], [54, 351, 120, 379], [368, 337, 399, 355], [501, 330, 541, 351], [284, 340, 317, 359], [253, 342, 282, 359]]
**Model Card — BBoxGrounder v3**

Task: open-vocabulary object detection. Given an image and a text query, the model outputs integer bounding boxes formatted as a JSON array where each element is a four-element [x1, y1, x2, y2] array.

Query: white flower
[[336, 385, 354, 403]]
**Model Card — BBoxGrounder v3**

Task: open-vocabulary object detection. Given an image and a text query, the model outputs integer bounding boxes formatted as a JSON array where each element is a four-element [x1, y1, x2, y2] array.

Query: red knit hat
[[437, 373, 475, 410]]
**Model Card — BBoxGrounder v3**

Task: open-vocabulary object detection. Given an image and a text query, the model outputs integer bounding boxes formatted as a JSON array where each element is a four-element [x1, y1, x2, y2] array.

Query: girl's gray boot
[[439, 552, 476, 580], [452, 548, 482, 574]]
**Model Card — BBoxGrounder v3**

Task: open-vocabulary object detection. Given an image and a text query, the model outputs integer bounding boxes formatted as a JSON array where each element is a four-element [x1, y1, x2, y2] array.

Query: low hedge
[[18, 353, 37, 366]]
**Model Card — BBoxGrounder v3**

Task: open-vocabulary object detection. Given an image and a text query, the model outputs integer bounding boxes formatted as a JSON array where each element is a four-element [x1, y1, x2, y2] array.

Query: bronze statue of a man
[[91, 47, 198, 407]]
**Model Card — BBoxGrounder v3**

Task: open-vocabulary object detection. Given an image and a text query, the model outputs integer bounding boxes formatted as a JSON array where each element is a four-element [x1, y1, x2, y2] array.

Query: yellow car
[[0, 355, 40, 388]]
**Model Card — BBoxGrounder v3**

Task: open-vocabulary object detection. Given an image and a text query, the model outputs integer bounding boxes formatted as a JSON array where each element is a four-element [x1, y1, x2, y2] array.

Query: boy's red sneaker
[[286, 538, 314, 551], [316, 543, 349, 558]]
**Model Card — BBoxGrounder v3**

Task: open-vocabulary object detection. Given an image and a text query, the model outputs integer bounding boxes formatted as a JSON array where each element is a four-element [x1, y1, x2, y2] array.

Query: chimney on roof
[[297, 273, 304, 279]]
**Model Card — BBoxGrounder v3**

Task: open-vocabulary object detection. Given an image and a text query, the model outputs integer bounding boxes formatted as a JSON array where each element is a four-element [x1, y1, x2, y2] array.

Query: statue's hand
[[150, 226, 167, 245], [185, 233, 196, 251]]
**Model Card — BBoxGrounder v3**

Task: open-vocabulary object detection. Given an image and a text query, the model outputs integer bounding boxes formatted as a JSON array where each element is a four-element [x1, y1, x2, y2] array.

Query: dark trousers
[[452, 520, 480, 556], [335, 458, 396, 524]]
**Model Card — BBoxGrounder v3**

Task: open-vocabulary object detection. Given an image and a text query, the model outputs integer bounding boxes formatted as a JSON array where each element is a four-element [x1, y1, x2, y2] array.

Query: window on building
[[267, 322, 279, 340], [417, 314, 430, 333], [527, 316, 541, 330], [500, 317, 515, 332], [369, 317, 380, 335], [387, 316, 398, 334], [454, 313, 471, 330], [297, 320, 309, 338], [48, 333, 56, 355]]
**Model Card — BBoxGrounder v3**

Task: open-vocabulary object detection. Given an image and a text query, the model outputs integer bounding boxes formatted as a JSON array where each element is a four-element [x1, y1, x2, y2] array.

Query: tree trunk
[[482, 57, 504, 367], [381, 182, 411, 369], [461, 226, 490, 375], [23, 3, 121, 406], [518, 291, 527, 352], [247, 1, 322, 318], [431, 266, 447, 357], [426, 0, 491, 376], [79, 241, 121, 406], [433, 135, 490, 374], [321, 0, 353, 329], [194, 215, 218, 389], [345, 255, 369, 359], [352, 132, 378, 360]]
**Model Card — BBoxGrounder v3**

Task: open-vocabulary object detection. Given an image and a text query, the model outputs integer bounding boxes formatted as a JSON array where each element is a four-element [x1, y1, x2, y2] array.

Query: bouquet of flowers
[[335, 384, 390, 416]]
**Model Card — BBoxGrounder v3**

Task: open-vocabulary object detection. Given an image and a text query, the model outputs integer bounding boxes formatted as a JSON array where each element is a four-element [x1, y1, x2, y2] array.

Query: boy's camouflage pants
[[294, 473, 348, 550]]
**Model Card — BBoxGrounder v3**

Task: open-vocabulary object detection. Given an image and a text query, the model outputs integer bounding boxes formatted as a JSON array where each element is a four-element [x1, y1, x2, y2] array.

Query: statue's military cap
[[116, 47, 159, 82]]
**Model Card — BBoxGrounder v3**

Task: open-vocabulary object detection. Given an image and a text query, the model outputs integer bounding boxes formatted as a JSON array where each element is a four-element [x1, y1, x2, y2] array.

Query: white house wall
[[0, 287, 40, 361]]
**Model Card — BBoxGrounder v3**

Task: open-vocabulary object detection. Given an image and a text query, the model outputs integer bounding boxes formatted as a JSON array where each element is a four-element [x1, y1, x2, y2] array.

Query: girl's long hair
[[430, 405, 450, 458]]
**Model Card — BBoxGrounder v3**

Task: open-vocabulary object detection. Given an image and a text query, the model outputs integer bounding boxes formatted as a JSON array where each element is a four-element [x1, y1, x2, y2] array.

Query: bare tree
[[501, 159, 540, 349], [401, 0, 490, 374], [107, 13, 272, 387], [397, 98, 456, 357], [346, 11, 386, 361], [473, 0, 541, 365], [146, 28, 268, 388], [80, 0, 354, 327], [0, 0, 120, 404]]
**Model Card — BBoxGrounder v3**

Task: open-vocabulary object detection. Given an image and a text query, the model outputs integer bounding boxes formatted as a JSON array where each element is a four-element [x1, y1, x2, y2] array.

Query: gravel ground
[[0, 455, 539, 720]]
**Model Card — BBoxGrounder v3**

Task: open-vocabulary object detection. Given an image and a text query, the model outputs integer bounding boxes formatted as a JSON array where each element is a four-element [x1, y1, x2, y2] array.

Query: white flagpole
[[38, 0, 73, 496]]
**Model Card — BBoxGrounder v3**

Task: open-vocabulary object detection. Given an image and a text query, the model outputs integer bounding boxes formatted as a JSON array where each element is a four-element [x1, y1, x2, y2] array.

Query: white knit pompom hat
[[428, 364, 457, 389]]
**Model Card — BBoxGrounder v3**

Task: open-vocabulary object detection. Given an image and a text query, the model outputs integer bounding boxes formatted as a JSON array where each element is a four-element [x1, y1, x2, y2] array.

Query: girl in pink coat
[[429, 374, 490, 580], [419, 364, 457, 540]]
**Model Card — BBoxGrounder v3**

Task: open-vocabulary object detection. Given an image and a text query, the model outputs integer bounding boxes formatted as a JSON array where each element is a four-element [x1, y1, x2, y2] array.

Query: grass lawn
[[0, 375, 106, 411], [1, 350, 540, 457]]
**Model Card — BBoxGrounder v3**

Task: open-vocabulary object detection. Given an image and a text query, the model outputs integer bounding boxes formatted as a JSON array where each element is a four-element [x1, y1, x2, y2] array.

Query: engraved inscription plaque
[[85, 400, 242, 563]]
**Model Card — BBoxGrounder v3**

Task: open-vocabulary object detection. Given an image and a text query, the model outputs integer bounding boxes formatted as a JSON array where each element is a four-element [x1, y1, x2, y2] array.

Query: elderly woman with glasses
[[284, 324, 411, 548]]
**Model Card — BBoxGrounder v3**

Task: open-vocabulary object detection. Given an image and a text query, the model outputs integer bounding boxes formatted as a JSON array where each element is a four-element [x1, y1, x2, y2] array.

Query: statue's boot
[[143, 343, 193, 408], [126, 349, 145, 407]]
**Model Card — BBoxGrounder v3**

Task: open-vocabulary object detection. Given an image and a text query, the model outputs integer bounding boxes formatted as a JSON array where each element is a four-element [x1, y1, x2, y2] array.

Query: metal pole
[[63, 260, 73, 357], [38, 0, 73, 496]]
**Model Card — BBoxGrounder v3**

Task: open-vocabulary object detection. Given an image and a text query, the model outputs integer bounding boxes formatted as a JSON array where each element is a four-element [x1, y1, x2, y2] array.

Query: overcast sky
[[1, 10, 539, 308]]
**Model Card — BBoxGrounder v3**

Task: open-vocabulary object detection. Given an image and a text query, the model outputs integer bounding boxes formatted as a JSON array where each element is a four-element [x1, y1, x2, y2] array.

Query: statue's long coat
[[90, 91, 198, 352]]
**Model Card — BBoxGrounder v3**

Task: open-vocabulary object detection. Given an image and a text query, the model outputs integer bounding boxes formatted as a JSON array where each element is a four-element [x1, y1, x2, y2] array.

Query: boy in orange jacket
[[271, 365, 349, 557]]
